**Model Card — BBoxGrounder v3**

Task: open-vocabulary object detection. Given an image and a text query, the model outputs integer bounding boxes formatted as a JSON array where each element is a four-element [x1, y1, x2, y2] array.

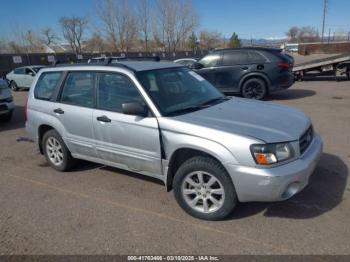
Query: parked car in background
[[174, 58, 198, 67], [0, 79, 14, 122], [26, 61, 322, 220], [191, 47, 295, 100], [6, 65, 44, 91]]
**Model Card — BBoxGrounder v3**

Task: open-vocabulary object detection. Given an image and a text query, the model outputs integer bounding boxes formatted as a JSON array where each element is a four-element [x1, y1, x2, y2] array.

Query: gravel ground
[[0, 79, 349, 255]]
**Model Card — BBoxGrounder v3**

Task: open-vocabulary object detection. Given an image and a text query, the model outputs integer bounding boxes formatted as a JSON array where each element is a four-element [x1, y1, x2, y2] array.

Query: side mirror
[[122, 102, 148, 117], [190, 62, 204, 69], [28, 72, 35, 76]]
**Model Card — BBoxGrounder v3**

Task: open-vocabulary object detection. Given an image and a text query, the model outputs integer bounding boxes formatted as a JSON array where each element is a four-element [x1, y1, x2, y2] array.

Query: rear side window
[[34, 72, 63, 100], [248, 51, 267, 63], [222, 51, 249, 66], [97, 72, 143, 113], [60, 72, 95, 108]]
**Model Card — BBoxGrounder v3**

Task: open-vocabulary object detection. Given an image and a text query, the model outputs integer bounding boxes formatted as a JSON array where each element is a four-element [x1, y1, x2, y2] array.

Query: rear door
[[54, 71, 96, 158], [214, 50, 250, 93], [92, 72, 162, 176], [194, 53, 222, 85]]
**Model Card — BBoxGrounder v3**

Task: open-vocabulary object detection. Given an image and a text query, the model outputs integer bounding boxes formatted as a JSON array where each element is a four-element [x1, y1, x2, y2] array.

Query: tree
[[137, 0, 152, 52], [199, 30, 223, 50], [228, 32, 241, 48], [286, 26, 299, 41], [285, 26, 320, 43], [155, 0, 199, 52], [59, 16, 87, 54], [96, 0, 138, 52], [41, 27, 59, 45], [84, 32, 106, 52], [187, 32, 198, 51]]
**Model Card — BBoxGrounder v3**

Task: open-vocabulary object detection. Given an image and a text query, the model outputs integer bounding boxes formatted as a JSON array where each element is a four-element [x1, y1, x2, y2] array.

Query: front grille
[[299, 125, 313, 155]]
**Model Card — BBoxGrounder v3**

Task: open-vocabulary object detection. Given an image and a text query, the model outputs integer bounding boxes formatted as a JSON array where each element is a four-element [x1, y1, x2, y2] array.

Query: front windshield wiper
[[200, 96, 230, 106], [165, 105, 208, 116]]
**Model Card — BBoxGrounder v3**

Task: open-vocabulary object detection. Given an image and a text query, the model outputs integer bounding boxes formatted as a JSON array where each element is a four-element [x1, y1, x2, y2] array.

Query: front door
[[194, 53, 222, 86], [22, 68, 36, 88], [214, 50, 250, 93], [92, 72, 162, 176]]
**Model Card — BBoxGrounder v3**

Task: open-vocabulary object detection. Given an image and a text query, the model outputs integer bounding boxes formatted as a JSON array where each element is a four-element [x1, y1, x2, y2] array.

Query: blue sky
[[0, 0, 349, 40]]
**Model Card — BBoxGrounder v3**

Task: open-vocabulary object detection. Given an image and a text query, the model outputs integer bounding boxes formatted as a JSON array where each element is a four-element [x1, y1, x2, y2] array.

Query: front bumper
[[0, 101, 14, 115], [226, 135, 323, 202]]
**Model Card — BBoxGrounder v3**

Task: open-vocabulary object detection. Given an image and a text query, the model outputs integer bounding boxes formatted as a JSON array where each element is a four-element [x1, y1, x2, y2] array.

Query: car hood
[[0, 87, 12, 99], [165, 98, 310, 143]]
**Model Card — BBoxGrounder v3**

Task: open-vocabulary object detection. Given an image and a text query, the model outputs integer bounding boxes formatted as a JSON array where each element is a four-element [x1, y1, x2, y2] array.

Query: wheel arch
[[239, 73, 271, 93], [165, 146, 235, 192]]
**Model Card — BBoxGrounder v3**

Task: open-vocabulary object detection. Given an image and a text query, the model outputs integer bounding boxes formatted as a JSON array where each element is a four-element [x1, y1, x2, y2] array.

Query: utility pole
[[321, 0, 328, 43]]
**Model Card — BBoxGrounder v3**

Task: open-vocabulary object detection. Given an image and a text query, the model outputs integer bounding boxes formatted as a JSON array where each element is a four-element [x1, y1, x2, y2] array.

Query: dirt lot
[[0, 80, 349, 255]]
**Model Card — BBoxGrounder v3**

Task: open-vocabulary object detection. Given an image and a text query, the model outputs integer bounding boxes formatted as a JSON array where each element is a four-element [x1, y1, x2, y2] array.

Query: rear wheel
[[42, 130, 76, 171], [173, 156, 237, 220], [10, 81, 18, 92], [241, 78, 267, 100]]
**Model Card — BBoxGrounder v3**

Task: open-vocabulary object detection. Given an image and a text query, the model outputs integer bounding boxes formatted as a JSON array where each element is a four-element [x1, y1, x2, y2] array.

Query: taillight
[[277, 62, 290, 69]]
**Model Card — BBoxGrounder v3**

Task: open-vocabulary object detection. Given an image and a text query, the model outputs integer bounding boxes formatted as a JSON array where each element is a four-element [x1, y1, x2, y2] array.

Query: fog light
[[281, 182, 300, 199]]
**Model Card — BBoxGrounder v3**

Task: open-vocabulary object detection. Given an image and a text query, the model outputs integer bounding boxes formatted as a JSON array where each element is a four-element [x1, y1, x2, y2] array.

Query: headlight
[[250, 143, 295, 165]]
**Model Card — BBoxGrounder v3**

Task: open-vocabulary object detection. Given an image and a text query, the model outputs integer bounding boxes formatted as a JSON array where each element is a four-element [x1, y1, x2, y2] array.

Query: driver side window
[[198, 54, 222, 68], [96, 72, 144, 113]]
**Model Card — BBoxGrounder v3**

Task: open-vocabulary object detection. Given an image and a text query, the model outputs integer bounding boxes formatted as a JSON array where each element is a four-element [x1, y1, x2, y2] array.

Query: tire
[[241, 78, 267, 100], [42, 129, 76, 171], [0, 111, 12, 122], [173, 156, 237, 220], [10, 81, 18, 92]]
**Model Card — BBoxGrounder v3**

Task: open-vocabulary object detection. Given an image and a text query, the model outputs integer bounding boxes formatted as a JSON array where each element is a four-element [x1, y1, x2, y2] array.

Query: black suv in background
[[191, 47, 294, 100]]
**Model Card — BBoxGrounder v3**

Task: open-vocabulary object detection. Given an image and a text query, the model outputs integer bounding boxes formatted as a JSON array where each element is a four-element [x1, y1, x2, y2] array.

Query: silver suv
[[26, 61, 323, 220]]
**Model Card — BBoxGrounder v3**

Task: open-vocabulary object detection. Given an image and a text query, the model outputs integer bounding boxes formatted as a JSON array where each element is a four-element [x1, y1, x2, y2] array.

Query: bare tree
[[96, 0, 138, 53], [155, 0, 199, 52], [137, 0, 152, 52], [59, 16, 87, 54], [84, 32, 106, 52], [41, 27, 59, 45], [199, 30, 223, 50], [286, 26, 299, 41]]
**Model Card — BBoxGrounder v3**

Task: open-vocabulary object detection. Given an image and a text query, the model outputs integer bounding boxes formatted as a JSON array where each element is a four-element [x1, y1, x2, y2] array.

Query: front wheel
[[241, 78, 267, 100], [173, 156, 237, 220], [10, 81, 18, 92]]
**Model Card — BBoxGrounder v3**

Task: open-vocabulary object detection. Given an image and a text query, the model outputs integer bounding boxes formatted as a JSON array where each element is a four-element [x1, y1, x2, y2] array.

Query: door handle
[[241, 66, 249, 70], [53, 108, 64, 115], [96, 115, 111, 123]]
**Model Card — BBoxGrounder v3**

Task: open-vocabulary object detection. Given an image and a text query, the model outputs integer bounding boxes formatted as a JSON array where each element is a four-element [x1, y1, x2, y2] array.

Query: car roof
[[47, 61, 183, 72], [212, 47, 282, 53], [15, 65, 44, 69]]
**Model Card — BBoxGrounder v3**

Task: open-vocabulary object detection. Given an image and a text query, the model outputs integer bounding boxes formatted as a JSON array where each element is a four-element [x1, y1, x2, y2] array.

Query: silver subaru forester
[[26, 61, 323, 220]]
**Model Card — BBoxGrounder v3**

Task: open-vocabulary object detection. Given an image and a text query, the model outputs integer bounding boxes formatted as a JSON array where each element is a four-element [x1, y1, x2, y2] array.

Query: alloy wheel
[[46, 137, 64, 166], [181, 171, 225, 214]]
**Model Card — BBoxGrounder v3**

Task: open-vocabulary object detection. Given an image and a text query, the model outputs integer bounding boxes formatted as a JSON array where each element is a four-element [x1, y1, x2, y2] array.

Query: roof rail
[[115, 56, 161, 62]]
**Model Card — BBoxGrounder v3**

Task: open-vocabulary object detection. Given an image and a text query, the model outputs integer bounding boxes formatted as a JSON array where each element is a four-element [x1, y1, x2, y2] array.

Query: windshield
[[136, 67, 225, 116]]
